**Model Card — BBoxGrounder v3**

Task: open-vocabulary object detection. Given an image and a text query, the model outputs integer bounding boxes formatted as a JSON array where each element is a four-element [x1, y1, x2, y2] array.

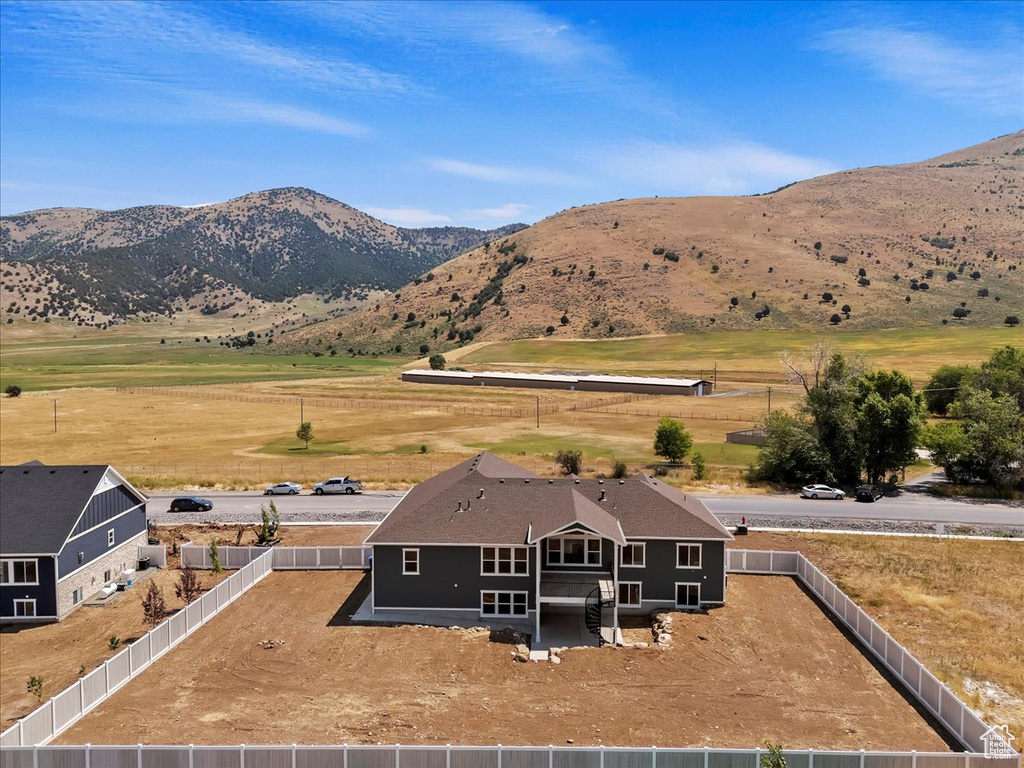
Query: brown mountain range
[[284, 132, 1024, 355]]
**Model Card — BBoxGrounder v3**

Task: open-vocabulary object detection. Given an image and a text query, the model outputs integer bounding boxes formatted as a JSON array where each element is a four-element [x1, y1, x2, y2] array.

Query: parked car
[[169, 496, 213, 512], [800, 484, 845, 500], [313, 476, 364, 495], [264, 481, 302, 495], [855, 484, 883, 502]]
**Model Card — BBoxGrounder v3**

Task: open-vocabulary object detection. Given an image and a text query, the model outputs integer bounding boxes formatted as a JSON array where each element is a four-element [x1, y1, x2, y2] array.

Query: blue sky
[[1, 1, 1021, 226]]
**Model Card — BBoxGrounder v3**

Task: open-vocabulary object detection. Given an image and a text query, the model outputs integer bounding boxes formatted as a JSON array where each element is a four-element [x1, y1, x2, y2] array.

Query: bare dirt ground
[[0, 568, 228, 730], [57, 572, 949, 750], [151, 523, 375, 560]]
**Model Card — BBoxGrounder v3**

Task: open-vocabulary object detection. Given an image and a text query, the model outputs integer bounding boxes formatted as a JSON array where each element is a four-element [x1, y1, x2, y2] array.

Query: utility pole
[[300, 397, 304, 423], [766, 386, 772, 415], [536, 396, 540, 429], [53, 398, 59, 434], [713, 362, 717, 392]]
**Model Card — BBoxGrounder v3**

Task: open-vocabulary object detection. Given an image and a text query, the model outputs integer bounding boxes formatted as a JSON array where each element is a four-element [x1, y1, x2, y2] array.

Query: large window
[[620, 543, 646, 567], [1, 559, 38, 585], [481, 547, 529, 575], [618, 582, 642, 607], [546, 536, 602, 566], [402, 548, 420, 575], [676, 543, 702, 569], [13, 599, 36, 617], [676, 583, 700, 609], [481, 591, 528, 617], [107, 529, 115, 547]]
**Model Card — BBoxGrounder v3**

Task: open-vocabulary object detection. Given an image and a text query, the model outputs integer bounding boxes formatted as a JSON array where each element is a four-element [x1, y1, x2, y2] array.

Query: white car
[[313, 476, 364, 495], [264, 481, 302, 495], [801, 484, 845, 500]]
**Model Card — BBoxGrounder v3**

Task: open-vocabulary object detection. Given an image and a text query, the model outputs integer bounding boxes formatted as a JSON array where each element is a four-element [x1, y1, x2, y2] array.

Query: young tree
[[612, 460, 628, 479], [654, 417, 693, 463], [254, 500, 281, 545], [554, 449, 582, 476], [691, 452, 707, 480], [210, 536, 223, 575], [26, 676, 43, 701], [141, 580, 167, 628], [296, 421, 314, 449], [175, 563, 202, 605], [760, 742, 787, 768], [428, 353, 446, 370]]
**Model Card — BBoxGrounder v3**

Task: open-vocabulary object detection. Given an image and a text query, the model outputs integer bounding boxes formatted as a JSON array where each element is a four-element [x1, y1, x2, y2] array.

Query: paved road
[[148, 490, 1023, 528]]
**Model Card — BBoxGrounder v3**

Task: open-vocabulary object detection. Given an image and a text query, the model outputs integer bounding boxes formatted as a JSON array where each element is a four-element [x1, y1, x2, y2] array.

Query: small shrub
[[419, 343, 430, 355], [210, 537, 223, 575], [545, 325, 555, 335], [829, 313, 842, 325], [710, 264, 719, 274], [691, 452, 707, 481], [108, 636, 121, 650], [830, 254, 848, 264], [142, 580, 167, 628], [821, 292, 833, 302], [664, 251, 679, 263], [612, 461, 628, 479], [560, 314, 569, 326], [858, 276, 870, 286], [26, 676, 44, 702], [1005, 316, 1020, 327], [554, 449, 583, 476], [813, 241, 822, 250], [175, 564, 202, 604], [5, 384, 21, 398], [730, 297, 739, 307], [428, 353, 446, 370]]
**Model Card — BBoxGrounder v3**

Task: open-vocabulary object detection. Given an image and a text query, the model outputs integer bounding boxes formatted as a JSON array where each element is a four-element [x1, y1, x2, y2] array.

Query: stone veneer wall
[[57, 531, 148, 618]]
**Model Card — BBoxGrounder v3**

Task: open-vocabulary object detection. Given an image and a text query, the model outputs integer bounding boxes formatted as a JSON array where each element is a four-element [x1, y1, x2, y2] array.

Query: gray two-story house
[[0, 463, 149, 622], [365, 453, 732, 643]]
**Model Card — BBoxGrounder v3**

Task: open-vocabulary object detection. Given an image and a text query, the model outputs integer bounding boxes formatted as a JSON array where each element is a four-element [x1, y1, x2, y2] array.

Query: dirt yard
[[56, 572, 949, 750], [0, 567, 228, 730]]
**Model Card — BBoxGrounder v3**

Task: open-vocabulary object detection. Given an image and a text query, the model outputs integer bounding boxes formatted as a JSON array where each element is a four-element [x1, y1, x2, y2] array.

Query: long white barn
[[401, 369, 712, 395]]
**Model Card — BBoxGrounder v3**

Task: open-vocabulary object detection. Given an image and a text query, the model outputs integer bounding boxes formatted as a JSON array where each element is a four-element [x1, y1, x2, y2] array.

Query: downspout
[[534, 541, 542, 643], [370, 545, 376, 614], [54, 557, 60, 619]]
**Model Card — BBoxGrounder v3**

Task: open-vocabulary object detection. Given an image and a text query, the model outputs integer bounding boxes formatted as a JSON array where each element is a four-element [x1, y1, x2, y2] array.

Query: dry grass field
[[55, 571, 950, 749], [738, 532, 1024, 740]]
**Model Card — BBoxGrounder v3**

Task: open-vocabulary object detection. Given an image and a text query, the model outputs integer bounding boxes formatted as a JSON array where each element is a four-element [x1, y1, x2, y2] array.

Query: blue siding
[[374, 545, 536, 611], [619, 540, 726, 605], [0, 557, 57, 618], [57, 506, 147, 578], [71, 486, 143, 537]]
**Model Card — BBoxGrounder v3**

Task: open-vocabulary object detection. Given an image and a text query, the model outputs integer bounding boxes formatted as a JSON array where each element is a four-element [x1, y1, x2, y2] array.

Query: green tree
[[922, 421, 973, 484], [296, 421, 314, 449], [210, 536, 223, 575], [974, 346, 1024, 410], [924, 364, 974, 415], [755, 411, 829, 484], [554, 449, 582, 476], [254, 500, 281, 545], [428, 353, 446, 370], [853, 370, 925, 484], [691, 451, 707, 480], [760, 743, 787, 768], [612, 460, 628, 479], [175, 563, 202, 605], [26, 676, 43, 702], [804, 354, 861, 486], [654, 417, 693, 463], [4, 384, 21, 397], [947, 390, 1024, 486]]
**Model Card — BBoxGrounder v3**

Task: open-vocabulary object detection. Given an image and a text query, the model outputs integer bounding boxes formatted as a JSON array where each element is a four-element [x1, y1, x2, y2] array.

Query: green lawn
[[0, 338, 400, 391]]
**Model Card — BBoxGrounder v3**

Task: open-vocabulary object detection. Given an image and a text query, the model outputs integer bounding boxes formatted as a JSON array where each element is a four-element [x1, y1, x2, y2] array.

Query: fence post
[[910, 751, 916, 768], [600, 745, 605, 768], [653, 745, 658, 768], [704, 748, 709, 768], [190, 744, 194, 768], [860, 749, 865, 768], [49, 698, 56, 738], [79, 678, 85, 714], [33, 745, 38, 768], [754, 747, 760, 768], [447, 744, 451, 768], [85, 744, 91, 768], [344, 743, 349, 768], [808, 749, 813, 768], [138, 743, 143, 768], [241, 743, 245, 768], [293, 743, 298, 768], [396, 743, 400, 768], [550, 745, 554, 768], [498, 743, 502, 768]]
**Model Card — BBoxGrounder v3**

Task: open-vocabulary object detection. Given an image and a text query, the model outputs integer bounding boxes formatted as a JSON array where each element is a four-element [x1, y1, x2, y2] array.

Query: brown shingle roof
[[366, 453, 731, 545]]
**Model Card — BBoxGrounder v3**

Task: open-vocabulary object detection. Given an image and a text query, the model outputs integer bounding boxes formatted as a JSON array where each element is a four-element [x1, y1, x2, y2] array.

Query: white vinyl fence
[[181, 544, 371, 570], [726, 550, 1012, 756], [0, 744, 1019, 768], [0, 550, 274, 750]]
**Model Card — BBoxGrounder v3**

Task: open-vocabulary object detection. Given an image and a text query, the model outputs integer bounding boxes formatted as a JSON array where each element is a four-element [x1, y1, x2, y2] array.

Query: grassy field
[[458, 327, 1021, 383], [742, 532, 1024, 740]]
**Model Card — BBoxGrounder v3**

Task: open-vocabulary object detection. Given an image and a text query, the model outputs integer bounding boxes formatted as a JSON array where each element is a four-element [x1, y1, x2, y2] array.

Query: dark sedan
[[169, 496, 213, 512]]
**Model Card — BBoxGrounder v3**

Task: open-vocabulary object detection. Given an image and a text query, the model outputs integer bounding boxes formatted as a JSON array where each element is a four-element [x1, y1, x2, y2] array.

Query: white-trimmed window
[[546, 536, 602, 566], [107, 529, 115, 547], [72, 587, 84, 605], [618, 582, 642, 607], [620, 542, 646, 568], [481, 546, 529, 575], [677, 543, 701, 569], [676, 583, 700, 609], [1, 559, 39, 586], [402, 548, 420, 575], [13, 599, 36, 617], [480, 591, 528, 617]]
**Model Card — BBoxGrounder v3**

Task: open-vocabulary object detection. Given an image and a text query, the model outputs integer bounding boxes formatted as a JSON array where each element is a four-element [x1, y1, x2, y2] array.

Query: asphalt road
[[147, 490, 1024, 528]]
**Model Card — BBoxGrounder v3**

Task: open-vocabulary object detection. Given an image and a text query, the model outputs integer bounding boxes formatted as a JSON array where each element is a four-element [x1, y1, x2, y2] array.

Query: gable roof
[[0, 464, 146, 555], [366, 452, 731, 545]]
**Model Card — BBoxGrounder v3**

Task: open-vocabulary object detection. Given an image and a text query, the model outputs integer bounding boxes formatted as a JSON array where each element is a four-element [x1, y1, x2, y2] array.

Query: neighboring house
[[0, 463, 149, 623], [365, 453, 732, 642]]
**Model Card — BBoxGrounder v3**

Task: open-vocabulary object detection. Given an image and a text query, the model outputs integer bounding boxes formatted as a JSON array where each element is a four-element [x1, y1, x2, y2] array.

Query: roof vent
[[618, 479, 625, 485], [478, 488, 485, 499], [599, 490, 607, 502], [525, 479, 530, 484], [499, 479, 505, 483], [598, 479, 604, 485], [548, 479, 553, 484], [574, 478, 580, 484]]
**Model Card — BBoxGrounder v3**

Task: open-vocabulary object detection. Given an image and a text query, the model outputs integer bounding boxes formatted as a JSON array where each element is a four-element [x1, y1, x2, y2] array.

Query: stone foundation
[[57, 531, 148, 618]]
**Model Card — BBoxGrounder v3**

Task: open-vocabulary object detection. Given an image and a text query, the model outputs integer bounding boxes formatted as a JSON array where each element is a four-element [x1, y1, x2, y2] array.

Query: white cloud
[[427, 158, 581, 186], [213, 99, 369, 137], [816, 24, 1023, 116], [467, 203, 534, 220], [362, 207, 453, 227], [591, 141, 836, 196]]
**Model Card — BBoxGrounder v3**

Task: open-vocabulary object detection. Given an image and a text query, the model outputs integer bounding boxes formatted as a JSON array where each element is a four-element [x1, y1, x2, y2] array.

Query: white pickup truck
[[312, 476, 364, 495]]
